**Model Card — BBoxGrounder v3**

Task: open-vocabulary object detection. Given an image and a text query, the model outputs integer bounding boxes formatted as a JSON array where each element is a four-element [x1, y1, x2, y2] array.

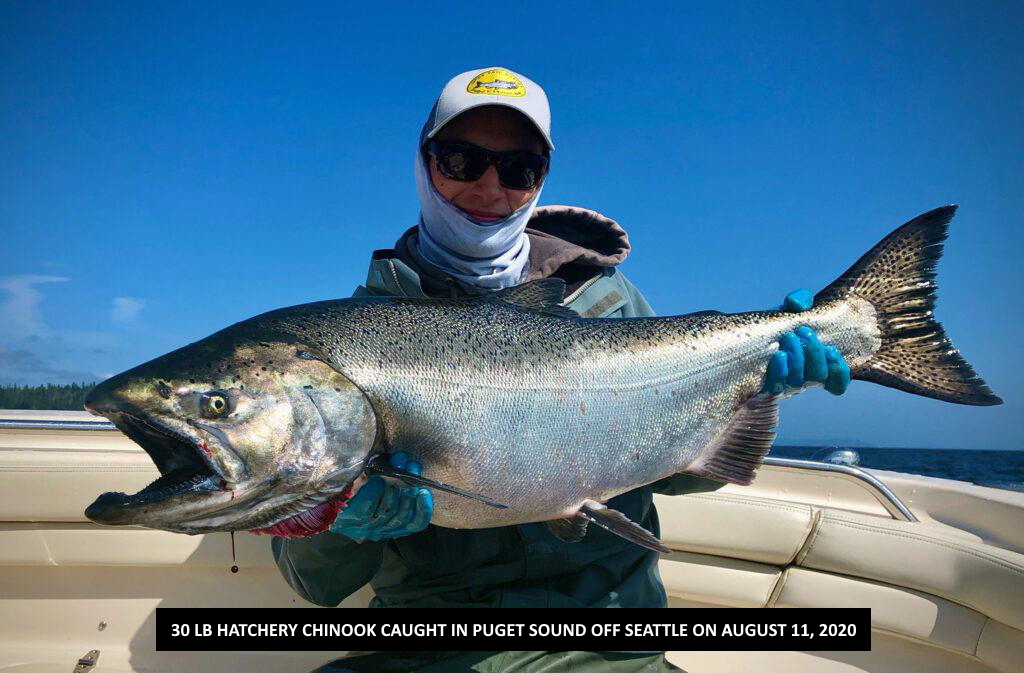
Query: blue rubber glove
[[329, 452, 433, 542], [763, 289, 851, 396]]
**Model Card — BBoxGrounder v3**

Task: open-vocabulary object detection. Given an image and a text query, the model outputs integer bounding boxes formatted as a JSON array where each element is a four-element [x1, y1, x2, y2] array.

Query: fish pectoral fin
[[544, 516, 589, 543], [691, 394, 779, 486], [364, 455, 509, 509], [578, 500, 671, 554]]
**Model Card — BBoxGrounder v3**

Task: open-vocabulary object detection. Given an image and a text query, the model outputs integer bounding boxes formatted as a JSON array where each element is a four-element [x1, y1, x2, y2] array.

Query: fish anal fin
[[579, 500, 671, 554], [493, 279, 578, 318], [544, 516, 589, 543], [691, 395, 779, 486]]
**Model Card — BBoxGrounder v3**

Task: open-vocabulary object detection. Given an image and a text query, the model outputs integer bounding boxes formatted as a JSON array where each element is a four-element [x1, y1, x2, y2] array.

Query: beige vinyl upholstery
[[659, 550, 780, 608], [976, 620, 1024, 673], [799, 509, 1024, 632], [773, 567, 989, 655], [657, 492, 815, 565], [654, 490, 1024, 673]]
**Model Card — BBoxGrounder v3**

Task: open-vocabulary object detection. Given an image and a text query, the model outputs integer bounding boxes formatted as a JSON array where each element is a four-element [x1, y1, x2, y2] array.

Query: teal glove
[[763, 289, 851, 396], [329, 452, 433, 542]]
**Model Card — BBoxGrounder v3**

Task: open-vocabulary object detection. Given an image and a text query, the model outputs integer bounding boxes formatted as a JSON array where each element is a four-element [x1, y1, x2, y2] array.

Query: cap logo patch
[[466, 69, 526, 98]]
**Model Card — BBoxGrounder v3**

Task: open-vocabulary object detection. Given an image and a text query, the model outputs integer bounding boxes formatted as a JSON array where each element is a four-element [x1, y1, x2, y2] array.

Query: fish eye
[[200, 391, 231, 419]]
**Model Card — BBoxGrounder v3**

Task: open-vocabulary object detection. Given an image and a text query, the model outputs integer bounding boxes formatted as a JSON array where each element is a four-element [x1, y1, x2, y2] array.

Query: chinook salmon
[[84, 206, 1000, 551]]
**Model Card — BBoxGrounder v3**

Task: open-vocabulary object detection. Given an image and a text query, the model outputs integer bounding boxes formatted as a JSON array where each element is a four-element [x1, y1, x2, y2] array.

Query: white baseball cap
[[422, 67, 554, 151]]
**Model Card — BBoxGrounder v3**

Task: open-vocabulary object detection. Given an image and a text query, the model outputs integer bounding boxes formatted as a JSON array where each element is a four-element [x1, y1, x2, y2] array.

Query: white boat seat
[[775, 567, 1024, 673], [657, 491, 815, 565], [659, 550, 781, 608], [655, 491, 1024, 673], [800, 508, 1024, 633], [775, 567, 990, 656], [656, 492, 1024, 631]]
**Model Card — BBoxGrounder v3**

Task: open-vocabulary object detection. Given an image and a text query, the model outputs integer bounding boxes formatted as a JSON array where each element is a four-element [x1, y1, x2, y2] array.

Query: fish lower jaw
[[84, 472, 227, 525]]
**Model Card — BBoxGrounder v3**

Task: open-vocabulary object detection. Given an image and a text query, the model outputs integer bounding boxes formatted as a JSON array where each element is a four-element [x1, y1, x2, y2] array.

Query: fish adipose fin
[[493, 278, 579, 318], [693, 395, 779, 486], [365, 455, 509, 509], [578, 500, 671, 554], [815, 205, 1001, 406], [544, 516, 589, 543]]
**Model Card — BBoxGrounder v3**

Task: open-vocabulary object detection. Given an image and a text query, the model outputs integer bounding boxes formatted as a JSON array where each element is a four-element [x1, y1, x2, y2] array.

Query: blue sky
[[1, 2, 1021, 449]]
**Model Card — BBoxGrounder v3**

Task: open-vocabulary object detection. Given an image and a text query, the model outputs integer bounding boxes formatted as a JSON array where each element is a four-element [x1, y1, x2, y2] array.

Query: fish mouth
[[85, 408, 357, 535], [85, 411, 225, 523]]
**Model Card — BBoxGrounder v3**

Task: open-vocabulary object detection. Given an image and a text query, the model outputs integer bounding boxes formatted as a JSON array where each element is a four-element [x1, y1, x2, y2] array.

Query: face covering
[[414, 149, 542, 292]]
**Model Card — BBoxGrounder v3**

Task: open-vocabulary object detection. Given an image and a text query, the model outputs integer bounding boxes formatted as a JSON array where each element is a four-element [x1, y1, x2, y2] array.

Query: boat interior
[[1, 409, 1022, 673]]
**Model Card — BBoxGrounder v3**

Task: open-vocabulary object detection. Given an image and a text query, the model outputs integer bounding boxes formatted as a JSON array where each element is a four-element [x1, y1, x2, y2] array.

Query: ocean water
[[769, 446, 1024, 494]]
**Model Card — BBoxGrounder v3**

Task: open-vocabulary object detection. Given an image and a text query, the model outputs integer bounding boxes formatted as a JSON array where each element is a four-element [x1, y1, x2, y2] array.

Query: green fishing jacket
[[273, 207, 722, 609]]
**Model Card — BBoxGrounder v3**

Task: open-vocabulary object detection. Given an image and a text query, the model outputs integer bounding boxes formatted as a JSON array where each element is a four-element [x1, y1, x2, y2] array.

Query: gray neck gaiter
[[414, 151, 540, 292]]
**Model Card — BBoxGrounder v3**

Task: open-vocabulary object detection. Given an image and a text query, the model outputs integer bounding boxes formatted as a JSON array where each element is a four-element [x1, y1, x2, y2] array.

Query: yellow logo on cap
[[466, 69, 526, 97]]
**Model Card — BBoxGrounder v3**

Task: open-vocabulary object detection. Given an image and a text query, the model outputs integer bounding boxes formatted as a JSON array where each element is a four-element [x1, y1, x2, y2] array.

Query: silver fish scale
[[256, 295, 880, 528]]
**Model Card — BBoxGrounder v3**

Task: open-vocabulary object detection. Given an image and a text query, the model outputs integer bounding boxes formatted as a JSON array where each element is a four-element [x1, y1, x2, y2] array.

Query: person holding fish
[[273, 67, 851, 672]]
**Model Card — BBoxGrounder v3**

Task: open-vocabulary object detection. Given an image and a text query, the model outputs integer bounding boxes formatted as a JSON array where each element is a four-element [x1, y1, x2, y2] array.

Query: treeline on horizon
[[0, 382, 97, 410]]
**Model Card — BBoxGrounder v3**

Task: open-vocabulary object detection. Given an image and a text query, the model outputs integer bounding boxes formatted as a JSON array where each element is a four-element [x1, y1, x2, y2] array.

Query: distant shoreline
[[0, 382, 98, 411]]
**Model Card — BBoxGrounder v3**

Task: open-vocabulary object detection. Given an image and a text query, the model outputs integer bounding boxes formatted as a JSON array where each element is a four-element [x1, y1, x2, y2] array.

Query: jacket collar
[[525, 205, 630, 280], [371, 206, 630, 298]]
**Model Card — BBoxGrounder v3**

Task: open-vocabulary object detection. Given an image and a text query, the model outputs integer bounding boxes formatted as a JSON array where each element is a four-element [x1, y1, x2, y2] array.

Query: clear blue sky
[[1, 2, 1021, 449]]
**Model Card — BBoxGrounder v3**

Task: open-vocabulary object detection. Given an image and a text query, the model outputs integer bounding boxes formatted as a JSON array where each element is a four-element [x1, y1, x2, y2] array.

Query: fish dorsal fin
[[493, 279, 578, 318], [692, 395, 779, 485]]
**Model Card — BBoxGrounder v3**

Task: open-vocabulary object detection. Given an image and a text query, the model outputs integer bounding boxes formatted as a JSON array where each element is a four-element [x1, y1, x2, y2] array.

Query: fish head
[[83, 334, 377, 536]]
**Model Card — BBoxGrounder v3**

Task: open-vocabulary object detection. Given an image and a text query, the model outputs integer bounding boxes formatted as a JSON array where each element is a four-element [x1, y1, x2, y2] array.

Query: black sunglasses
[[426, 141, 549, 190]]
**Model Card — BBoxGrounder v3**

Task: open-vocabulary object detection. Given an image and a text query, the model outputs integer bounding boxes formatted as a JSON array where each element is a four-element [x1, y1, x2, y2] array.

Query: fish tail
[[815, 205, 1001, 406]]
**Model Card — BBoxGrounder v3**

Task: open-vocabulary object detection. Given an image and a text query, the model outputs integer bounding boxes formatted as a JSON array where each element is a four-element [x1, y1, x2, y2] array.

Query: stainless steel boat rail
[[763, 456, 918, 522], [0, 419, 117, 431]]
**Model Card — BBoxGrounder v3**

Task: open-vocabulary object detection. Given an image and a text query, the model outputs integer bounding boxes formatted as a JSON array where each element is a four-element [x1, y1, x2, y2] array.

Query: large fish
[[84, 206, 1000, 551]]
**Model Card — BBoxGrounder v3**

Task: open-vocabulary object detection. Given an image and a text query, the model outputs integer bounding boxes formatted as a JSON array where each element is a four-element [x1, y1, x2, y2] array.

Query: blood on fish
[[248, 485, 354, 538], [229, 531, 238, 574]]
